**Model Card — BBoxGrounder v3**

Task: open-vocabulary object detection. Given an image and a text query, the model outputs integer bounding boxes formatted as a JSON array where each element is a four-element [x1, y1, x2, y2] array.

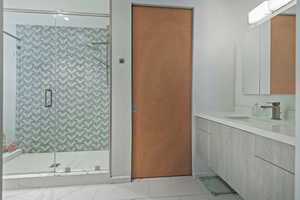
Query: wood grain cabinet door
[[132, 6, 193, 178]]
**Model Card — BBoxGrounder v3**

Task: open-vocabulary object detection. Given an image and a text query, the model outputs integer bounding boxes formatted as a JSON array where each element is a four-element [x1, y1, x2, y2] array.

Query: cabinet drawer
[[254, 157, 294, 200], [195, 117, 209, 132], [255, 136, 295, 173]]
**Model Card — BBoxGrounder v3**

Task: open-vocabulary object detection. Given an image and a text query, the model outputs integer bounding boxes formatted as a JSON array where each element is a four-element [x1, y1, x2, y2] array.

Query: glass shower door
[[3, 12, 57, 175], [52, 14, 111, 173], [3, 10, 111, 178]]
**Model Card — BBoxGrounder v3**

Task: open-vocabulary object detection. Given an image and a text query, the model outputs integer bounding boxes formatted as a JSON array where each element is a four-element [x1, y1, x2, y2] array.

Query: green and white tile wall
[[16, 25, 110, 153]]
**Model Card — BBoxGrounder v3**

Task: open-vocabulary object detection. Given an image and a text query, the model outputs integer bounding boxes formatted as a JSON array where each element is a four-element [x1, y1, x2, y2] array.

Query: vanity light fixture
[[248, 1, 271, 24], [268, 0, 294, 11], [248, 0, 296, 25]]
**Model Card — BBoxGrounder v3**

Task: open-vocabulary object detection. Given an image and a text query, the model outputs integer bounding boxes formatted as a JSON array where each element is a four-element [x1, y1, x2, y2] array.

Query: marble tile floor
[[4, 151, 109, 175], [3, 176, 243, 200]]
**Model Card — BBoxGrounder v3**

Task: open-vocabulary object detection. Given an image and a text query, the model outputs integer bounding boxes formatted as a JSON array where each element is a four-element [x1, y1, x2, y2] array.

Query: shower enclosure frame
[[2, 4, 114, 189]]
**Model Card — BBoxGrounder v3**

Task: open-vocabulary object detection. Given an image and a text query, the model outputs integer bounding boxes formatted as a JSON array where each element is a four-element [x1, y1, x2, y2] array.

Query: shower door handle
[[45, 89, 53, 108]]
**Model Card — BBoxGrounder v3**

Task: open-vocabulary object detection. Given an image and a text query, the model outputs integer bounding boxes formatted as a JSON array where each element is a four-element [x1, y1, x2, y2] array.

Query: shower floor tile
[[3, 151, 109, 175]]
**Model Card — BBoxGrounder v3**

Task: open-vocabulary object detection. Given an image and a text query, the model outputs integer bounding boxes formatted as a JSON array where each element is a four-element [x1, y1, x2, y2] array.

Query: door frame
[[130, 3, 195, 179]]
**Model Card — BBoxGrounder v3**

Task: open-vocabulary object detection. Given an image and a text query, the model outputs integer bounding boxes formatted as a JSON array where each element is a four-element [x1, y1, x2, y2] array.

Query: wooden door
[[271, 15, 296, 94], [132, 6, 193, 178]]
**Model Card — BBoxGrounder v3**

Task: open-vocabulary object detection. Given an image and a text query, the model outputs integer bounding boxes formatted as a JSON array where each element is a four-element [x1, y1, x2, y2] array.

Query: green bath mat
[[199, 176, 237, 196]]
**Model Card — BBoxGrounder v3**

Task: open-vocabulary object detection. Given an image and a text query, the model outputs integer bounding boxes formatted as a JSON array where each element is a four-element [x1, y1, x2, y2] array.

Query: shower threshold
[[4, 150, 109, 175], [2, 151, 125, 190], [3, 170, 112, 190]]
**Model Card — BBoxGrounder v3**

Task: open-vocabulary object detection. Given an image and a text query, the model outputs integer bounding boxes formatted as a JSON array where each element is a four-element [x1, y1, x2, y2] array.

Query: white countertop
[[196, 112, 296, 146]]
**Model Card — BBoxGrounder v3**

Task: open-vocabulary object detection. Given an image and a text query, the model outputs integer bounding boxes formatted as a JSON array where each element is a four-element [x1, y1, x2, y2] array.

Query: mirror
[[242, 5, 296, 95]]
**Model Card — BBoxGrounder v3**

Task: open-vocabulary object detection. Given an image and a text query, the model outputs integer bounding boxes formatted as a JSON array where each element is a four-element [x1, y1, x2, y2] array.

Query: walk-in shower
[[2, 7, 111, 189]]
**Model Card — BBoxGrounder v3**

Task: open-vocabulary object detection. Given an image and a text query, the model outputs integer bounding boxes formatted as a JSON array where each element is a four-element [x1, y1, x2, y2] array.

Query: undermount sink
[[226, 115, 250, 120], [225, 114, 293, 128], [226, 115, 276, 125]]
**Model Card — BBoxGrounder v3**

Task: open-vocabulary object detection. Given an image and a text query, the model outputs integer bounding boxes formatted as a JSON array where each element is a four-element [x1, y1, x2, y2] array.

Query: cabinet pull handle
[[45, 89, 53, 108]]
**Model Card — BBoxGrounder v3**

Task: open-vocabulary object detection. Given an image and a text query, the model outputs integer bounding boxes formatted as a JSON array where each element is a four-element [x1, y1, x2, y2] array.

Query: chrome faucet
[[261, 102, 281, 120]]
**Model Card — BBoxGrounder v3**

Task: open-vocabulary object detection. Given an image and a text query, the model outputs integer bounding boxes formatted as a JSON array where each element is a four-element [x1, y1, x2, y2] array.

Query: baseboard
[[193, 170, 216, 178], [110, 176, 132, 184]]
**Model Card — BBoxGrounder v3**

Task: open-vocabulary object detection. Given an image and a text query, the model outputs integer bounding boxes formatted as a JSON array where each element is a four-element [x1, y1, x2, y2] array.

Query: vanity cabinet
[[196, 117, 295, 200], [208, 123, 255, 199]]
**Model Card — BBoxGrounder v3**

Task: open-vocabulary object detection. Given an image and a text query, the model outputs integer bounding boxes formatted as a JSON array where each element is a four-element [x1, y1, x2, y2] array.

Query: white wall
[[234, 0, 296, 119], [4, 0, 109, 14], [193, 0, 237, 114], [4, 12, 109, 28], [3, 0, 110, 28], [111, 0, 132, 179]]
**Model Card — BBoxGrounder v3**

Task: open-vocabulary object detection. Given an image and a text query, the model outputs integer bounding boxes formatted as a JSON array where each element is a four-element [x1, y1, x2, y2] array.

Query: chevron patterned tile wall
[[15, 25, 110, 153]]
